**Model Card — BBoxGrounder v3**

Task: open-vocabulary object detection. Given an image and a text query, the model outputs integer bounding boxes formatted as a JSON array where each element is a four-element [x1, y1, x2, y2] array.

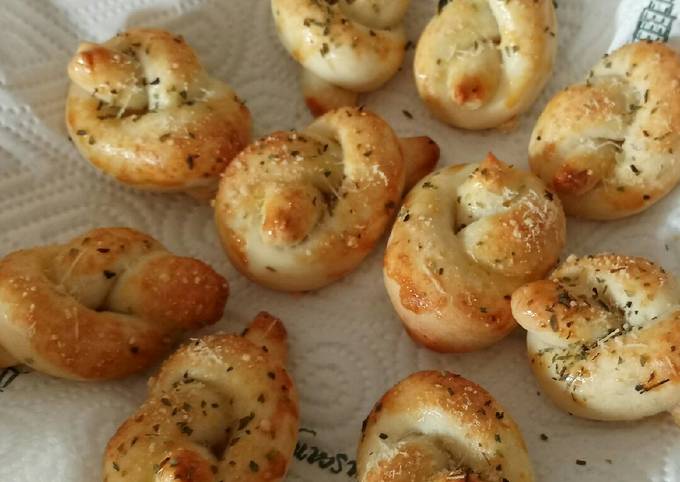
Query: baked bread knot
[[66, 28, 251, 199], [384, 153, 565, 352], [530, 41, 680, 219], [414, 0, 557, 130], [0, 228, 228, 380], [271, 0, 411, 116], [357, 371, 535, 482], [512, 254, 680, 423], [215, 107, 439, 292], [103, 312, 299, 482]]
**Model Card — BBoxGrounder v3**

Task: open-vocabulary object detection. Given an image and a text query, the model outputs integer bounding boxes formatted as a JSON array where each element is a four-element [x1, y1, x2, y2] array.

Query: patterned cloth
[[612, 0, 679, 49]]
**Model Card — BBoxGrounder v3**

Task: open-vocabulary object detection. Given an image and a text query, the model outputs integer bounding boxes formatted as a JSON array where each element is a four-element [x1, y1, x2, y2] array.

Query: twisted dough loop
[[66, 28, 251, 198], [384, 154, 565, 352], [512, 254, 680, 423], [215, 107, 439, 292], [357, 371, 535, 482], [0, 228, 228, 380], [530, 41, 680, 219], [272, 0, 410, 115], [415, 0, 557, 129], [104, 312, 299, 482]]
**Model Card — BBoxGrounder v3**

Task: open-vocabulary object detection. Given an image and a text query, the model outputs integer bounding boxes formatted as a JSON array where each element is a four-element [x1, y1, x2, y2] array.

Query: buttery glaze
[[66, 28, 251, 198], [272, 0, 411, 115], [384, 154, 566, 352], [415, 0, 557, 129], [0, 228, 228, 380], [103, 312, 299, 482], [530, 41, 680, 219], [214, 107, 439, 292], [512, 254, 680, 423], [358, 371, 535, 482]]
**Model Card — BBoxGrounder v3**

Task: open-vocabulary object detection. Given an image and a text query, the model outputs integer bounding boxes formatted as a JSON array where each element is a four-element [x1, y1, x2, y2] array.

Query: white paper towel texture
[[0, 0, 679, 481]]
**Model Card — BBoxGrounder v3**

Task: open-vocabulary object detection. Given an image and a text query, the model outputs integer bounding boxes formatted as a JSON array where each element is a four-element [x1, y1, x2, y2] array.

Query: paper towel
[[0, 0, 678, 481]]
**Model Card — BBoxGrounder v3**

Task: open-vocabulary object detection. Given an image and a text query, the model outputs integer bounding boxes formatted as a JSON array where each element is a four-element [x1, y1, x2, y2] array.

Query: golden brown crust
[[512, 253, 680, 421], [214, 107, 438, 292], [301, 69, 359, 117], [65, 29, 251, 198], [103, 313, 299, 482], [272, 0, 409, 115], [0, 228, 228, 380], [241, 311, 290, 365], [272, 0, 409, 90], [530, 41, 680, 219], [357, 371, 534, 482], [384, 154, 566, 352], [399, 137, 441, 192], [414, 0, 557, 129]]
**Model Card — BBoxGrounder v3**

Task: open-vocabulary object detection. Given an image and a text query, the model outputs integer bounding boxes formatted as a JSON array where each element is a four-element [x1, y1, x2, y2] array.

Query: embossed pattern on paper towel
[[0, 1, 678, 481]]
